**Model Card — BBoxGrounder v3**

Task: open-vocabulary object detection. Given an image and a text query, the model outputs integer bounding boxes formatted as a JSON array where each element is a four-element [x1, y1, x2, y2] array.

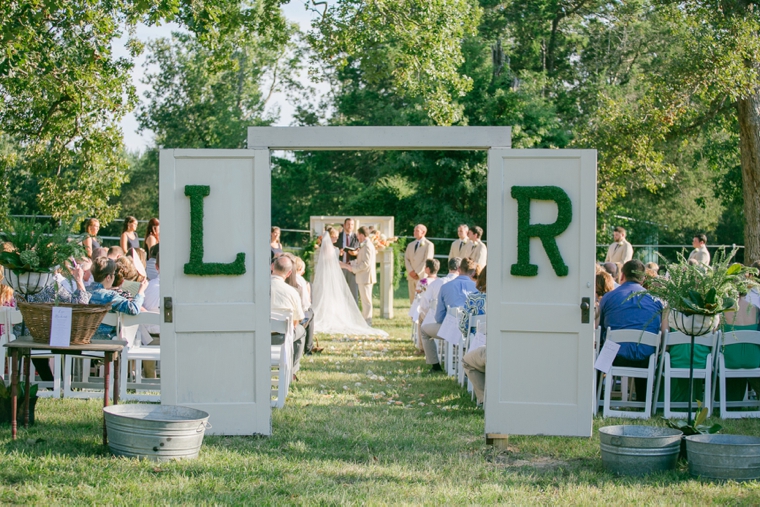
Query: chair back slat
[[606, 328, 661, 348], [664, 330, 718, 349], [720, 330, 760, 347]]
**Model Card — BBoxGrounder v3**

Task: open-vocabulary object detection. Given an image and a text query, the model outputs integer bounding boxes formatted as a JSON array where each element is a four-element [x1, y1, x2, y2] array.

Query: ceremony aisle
[[2, 290, 760, 503]]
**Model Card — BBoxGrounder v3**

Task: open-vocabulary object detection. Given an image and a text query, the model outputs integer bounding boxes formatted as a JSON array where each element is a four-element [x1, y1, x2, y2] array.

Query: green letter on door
[[184, 185, 246, 276], [510, 185, 572, 277]]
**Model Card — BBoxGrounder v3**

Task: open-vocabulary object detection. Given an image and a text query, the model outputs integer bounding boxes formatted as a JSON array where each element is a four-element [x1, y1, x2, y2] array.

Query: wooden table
[[4, 337, 126, 445]]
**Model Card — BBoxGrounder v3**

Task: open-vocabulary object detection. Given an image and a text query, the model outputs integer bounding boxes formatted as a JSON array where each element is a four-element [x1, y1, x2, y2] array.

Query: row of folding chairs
[[596, 327, 760, 419]]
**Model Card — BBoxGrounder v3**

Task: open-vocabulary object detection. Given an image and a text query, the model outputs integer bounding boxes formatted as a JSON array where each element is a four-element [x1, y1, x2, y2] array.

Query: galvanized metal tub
[[685, 434, 760, 481], [104, 405, 211, 461], [599, 425, 683, 475]]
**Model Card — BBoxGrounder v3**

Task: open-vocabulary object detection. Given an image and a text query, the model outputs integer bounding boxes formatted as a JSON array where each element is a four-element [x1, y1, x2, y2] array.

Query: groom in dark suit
[[337, 217, 360, 304]]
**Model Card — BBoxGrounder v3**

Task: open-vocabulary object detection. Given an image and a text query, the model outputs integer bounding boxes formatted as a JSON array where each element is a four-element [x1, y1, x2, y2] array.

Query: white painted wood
[[160, 148, 272, 435], [248, 127, 511, 150], [308, 216, 395, 319], [485, 149, 596, 437]]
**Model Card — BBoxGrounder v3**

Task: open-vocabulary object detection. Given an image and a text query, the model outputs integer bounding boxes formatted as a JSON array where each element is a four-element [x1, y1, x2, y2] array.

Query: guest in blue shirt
[[88, 257, 148, 337], [420, 258, 478, 372], [599, 259, 664, 399]]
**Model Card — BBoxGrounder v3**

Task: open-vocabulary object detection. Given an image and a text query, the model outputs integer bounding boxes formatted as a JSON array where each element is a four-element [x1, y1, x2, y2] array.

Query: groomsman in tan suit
[[467, 225, 487, 268], [345, 226, 377, 325], [405, 224, 435, 303], [448, 224, 469, 262], [605, 226, 633, 264]]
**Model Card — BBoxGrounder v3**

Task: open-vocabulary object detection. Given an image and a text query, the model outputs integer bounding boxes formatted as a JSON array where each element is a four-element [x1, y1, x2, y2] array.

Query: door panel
[[485, 149, 596, 437], [160, 149, 271, 435]]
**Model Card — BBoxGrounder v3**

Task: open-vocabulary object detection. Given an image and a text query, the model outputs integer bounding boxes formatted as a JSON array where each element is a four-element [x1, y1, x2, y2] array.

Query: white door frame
[[162, 127, 596, 437]]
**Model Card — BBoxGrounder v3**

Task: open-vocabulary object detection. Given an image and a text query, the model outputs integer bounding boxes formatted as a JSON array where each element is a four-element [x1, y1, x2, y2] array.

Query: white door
[[160, 149, 272, 435], [485, 149, 596, 437]]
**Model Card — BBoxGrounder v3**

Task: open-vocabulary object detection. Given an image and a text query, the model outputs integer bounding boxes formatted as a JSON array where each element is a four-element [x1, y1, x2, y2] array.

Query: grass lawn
[[3, 287, 760, 504]]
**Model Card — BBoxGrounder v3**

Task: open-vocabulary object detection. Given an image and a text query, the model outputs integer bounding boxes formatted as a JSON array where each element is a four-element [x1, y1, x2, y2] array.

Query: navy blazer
[[336, 232, 359, 263]]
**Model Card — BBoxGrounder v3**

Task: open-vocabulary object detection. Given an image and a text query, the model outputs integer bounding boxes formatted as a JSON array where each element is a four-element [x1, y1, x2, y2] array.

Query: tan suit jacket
[[448, 239, 469, 261], [468, 240, 487, 268], [605, 240, 633, 263], [405, 237, 434, 280], [689, 246, 710, 266], [353, 240, 376, 285]]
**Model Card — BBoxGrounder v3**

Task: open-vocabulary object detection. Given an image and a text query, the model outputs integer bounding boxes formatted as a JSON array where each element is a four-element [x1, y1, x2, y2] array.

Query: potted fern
[[0, 217, 86, 296]]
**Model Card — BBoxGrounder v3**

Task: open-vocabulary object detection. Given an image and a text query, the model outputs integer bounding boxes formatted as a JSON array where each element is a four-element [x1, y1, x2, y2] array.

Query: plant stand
[[671, 311, 718, 425]]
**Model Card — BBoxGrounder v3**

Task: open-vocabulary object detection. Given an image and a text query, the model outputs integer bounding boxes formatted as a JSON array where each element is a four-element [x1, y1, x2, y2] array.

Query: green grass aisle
[[2, 292, 760, 503]]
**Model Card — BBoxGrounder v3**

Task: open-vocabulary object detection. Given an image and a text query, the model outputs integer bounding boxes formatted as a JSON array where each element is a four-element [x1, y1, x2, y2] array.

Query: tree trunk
[[739, 73, 760, 261]]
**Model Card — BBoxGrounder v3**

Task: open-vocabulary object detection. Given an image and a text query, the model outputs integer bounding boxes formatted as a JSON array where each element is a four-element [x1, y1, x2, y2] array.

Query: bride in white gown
[[312, 231, 388, 336]]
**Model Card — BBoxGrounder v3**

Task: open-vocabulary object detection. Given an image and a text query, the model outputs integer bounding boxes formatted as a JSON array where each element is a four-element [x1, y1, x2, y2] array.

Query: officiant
[[337, 217, 360, 303]]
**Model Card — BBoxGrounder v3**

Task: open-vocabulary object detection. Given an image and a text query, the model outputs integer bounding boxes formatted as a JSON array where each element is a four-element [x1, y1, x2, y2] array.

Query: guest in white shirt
[[145, 244, 159, 280], [271, 256, 306, 377], [419, 257, 460, 323], [448, 224, 469, 261]]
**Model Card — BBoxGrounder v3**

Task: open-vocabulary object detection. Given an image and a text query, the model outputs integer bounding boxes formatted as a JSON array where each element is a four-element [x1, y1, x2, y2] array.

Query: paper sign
[[408, 299, 420, 321], [437, 313, 463, 345], [594, 340, 621, 374], [468, 331, 486, 353], [421, 307, 437, 327], [49, 306, 73, 347]]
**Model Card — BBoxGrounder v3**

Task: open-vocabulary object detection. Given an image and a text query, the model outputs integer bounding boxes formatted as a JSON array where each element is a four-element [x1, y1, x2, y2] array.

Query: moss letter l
[[184, 185, 246, 276], [510, 185, 572, 277]]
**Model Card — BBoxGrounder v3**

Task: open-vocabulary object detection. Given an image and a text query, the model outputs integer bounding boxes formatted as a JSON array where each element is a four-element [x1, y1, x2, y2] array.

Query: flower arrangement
[[369, 230, 398, 252]]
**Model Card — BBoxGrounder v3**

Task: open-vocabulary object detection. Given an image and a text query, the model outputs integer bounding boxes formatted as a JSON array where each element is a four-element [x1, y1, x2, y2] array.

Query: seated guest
[[417, 258, 459, 355], [718, 269, 760, 401], [88, 257, 148, 338], [420, 258, 477, 372], [416, 258, 440, 296], [141, 251, 161, 378], [603, 262, 620, 287], [461, 267, 487, 405], [113, 256, 140, 299], [459, 266, 487, 337], [107, 246, 124, 260], [92, 247, 108, 259], [595, 270, 615, 327], [599, 259, 664, 400], [270, 256, 306, 380]]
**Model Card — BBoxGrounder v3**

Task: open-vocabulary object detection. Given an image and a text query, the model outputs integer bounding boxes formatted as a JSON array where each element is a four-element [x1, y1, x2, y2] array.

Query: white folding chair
[[461, 314, 486, 391], [717, 330, 760, 418], [1, 307, 61, 398], [593, 326, 602, 416], [659, 330, 718, 419], [119, 312, 161, 402], [602, 328, 661, 419], [271, 311, 293, 409], [63, 312, 119, 399]]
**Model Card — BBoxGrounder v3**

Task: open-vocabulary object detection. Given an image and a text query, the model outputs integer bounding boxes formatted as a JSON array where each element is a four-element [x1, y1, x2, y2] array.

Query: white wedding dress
[[312, 232, 388, 336]]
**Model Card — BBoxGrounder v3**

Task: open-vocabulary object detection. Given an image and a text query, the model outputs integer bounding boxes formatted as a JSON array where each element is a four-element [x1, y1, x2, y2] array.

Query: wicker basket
[[17, 301, 111, 345]]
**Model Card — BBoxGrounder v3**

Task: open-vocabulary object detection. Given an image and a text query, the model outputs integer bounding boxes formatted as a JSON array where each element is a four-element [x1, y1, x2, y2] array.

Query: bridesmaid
[[271, 226, 284, 262], [144, 218, 160, 259], [82, 217, 101, 258], [120, 216, 141, 253]]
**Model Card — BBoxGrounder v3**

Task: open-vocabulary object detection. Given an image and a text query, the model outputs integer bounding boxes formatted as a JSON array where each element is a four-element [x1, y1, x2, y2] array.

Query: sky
[[116, 2, 321, 153]]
